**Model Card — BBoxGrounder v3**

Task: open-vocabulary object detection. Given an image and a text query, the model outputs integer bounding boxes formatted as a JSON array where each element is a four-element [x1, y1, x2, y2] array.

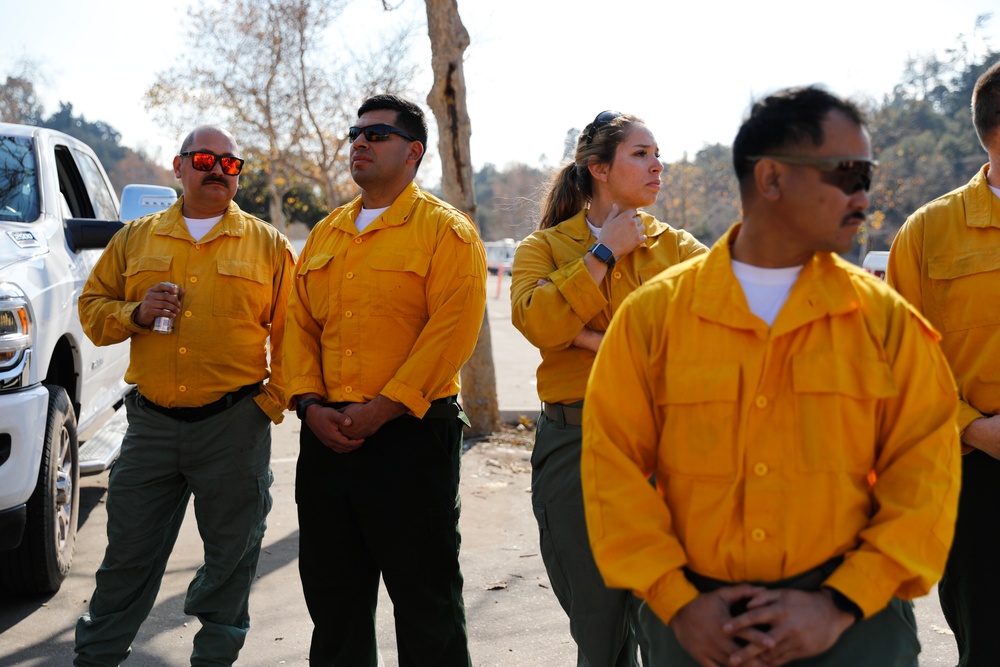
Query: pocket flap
[[664, 363, 740, 404], [928, 251, 1000, 280], [217, 258, 267, 284], [792, 351, 897, 399], [123, 255, 171, 276], [369, 249, 431, 276]]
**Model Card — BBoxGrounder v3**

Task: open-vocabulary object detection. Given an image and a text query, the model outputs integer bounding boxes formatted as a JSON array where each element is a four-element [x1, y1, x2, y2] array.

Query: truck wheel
[[0, 385, 79, 594]]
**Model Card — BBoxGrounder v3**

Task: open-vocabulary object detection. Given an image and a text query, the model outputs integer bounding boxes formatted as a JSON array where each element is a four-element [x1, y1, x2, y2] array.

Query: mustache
[[201, 174, 229, 186], [843, 210, 866, 225]]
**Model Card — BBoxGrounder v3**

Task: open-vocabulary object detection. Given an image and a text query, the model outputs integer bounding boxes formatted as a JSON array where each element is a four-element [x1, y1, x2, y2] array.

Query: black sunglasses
[[178, 151, 245, 175], [583, 110, 623, 145], [748, 155, 877, 194], [348, 123, 417, 143]]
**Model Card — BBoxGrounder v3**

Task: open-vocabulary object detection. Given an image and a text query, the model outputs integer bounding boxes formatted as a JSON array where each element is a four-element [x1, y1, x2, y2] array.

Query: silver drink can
[[152, 283, 177, 334]]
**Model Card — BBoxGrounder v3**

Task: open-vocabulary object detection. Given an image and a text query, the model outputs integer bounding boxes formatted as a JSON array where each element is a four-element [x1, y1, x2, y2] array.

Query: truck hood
[[0, 227, 49, 272]]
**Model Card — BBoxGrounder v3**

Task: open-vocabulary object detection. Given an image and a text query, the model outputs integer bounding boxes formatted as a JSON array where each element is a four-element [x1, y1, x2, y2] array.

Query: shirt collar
[[154, 198, 245, 241], [964, 164, 1000, 229]]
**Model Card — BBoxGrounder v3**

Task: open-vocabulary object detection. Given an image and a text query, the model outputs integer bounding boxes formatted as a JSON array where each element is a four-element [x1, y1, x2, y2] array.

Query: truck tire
[[0, 385, 80, 594]]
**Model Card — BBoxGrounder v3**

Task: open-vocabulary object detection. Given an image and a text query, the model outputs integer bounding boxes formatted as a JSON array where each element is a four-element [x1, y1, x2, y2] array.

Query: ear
[[408, 141, 425, 166], [754, 158, 782, 202], [172, 155, 182, 179], [588, 156, 610, 183]]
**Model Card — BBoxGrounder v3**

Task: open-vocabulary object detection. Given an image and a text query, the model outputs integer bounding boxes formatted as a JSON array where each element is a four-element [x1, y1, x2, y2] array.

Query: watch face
[[591, 243, 614, 264]]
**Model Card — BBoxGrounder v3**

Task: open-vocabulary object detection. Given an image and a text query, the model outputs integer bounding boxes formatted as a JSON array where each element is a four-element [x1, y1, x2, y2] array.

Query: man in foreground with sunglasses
[[888, 60, 1000, 667], [284, 94, 486, 666], [581, 86, 960, 666], [75, 125, 296, 667]]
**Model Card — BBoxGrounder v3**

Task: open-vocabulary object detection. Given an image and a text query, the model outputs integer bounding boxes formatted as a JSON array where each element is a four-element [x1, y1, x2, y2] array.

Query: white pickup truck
[[0, 123, 175, 594]]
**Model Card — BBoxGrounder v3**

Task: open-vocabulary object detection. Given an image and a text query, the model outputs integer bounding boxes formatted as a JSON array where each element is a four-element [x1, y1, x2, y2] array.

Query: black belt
[[327, 395, 463, 420], [685, 555, 844, 594], [136, 383, 260, 423], [542, 402, 583, 426]]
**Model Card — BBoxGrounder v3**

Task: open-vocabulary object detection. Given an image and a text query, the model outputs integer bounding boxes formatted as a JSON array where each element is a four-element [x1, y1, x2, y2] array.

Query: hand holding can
[[152, 283, 179, 334]]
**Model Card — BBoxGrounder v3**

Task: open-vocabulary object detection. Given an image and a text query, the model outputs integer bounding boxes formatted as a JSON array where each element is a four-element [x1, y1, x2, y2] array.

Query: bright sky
[[3, 0, 998, 183]]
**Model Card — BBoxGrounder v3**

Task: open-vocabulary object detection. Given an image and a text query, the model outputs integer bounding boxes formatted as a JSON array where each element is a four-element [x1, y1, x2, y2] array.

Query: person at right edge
[[510, 111, 707, 666], [581, 86, 961, 667], [888, 59, 1000, 667]]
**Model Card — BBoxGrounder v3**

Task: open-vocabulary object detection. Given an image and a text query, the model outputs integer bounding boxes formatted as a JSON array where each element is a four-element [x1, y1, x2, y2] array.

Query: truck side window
[[55, 145, 92, 219], [74, 151, 118, 221]]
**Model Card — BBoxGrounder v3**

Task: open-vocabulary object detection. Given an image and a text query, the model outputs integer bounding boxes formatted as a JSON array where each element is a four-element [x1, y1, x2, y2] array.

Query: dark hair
[[357, 93, 429, 169], [973, 60, 1000, 150], [538, 113, 643, 230], [732, 86, 866, 186]]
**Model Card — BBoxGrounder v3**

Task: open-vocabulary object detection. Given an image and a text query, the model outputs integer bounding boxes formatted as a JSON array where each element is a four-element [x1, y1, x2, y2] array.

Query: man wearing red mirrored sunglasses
[[284, 94, 485, 666], [888, 60, 1000, 667], [582, 87, 960, 667], [75, 125, 296, 667]]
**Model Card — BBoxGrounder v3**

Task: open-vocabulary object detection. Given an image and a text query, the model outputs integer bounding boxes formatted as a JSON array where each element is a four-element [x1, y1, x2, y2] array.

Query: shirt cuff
[[123, 302, 151, 335], [256, 384, 286, 424], [381, 378, 427, 417], [644, 568, 701, 626]]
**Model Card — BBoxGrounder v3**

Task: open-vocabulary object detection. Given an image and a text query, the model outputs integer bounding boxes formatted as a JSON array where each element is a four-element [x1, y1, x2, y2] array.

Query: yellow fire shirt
[[511, 210, 706, 403], [79, 198, 297, 422], [283, 182, 487, 417], [582, 226, 961, 624], [889, 164, 1000, 437]]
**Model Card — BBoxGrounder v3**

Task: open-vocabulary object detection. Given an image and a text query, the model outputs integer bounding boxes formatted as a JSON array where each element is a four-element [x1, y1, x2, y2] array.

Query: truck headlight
[[0, 283, 31, 371]]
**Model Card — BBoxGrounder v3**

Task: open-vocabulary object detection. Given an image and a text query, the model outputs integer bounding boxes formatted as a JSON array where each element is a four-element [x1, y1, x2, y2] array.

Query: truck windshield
[[0, 135, 40, 223]]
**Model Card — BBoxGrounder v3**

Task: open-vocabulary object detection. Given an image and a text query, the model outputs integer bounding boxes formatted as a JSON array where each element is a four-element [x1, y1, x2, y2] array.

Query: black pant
[[295, 413, 472, 667], [939, 449, 1000, 667]]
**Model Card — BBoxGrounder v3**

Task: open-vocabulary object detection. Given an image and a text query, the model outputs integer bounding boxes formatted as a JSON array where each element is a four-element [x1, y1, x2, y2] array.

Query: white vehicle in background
[[484, 238, 516, 275], [863, 250, 889, 280], [0, 123, 174, 594]]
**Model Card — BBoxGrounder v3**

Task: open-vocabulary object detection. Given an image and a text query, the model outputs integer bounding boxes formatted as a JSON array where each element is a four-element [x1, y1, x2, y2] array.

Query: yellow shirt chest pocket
[[214, 258, 270, 321], [123, 255, 172, 301], [928, 251, 1000, 332], [657, 362, 740, 480], [792, 351, 897, 473], [368, 249, 432, 319]]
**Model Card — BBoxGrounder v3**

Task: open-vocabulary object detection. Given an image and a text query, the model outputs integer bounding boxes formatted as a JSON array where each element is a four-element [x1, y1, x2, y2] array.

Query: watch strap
[[589, 242, 616, 268], [296, 397, 323, 420]]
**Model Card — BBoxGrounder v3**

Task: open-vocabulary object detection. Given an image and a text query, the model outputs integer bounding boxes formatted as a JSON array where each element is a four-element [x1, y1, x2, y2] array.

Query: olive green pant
[[74, 392, 273, 667], [531, 408, 643, 667], [638, 595, 920, 666]]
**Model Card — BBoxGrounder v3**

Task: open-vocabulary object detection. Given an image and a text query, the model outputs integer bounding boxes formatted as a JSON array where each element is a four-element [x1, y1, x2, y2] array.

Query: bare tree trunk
[[424, 0, 499, 435]]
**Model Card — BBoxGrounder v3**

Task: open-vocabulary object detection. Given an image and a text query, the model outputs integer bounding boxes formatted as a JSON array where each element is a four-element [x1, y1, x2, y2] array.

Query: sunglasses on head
[[748, 155, 877, 194], [348, 123, 417, 143], [178, 151, 245, 175], [584, 110, 623, 145]]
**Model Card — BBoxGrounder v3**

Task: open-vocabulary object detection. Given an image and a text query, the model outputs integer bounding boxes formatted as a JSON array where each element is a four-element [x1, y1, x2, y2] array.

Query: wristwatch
[[588, 242, 616, 268], [296, 397, 323, 421], [824, 587, 863, 622]]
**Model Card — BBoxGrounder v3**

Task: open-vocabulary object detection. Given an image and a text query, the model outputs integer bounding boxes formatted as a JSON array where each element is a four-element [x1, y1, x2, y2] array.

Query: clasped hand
[[671, 585, 856, 667]]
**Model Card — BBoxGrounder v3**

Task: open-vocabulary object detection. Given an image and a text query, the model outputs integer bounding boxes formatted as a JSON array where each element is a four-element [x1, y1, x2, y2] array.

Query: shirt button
[[345, 349, 353, 357], [179, 347, 187, 354], [753, 462, 768, 476], [354, 237, 363, 244], [755, 395, 767, 408], [613, 271, 623, 279], [345, 310, 353, 318], [345, 386, 353, 393], [346, 271, 354, 279], [194, 244, 201, 250], [189, 276, 198, 284], [184, 310, 192, 317], [179, 385, 187, 392], [751, 528, 766, 542]]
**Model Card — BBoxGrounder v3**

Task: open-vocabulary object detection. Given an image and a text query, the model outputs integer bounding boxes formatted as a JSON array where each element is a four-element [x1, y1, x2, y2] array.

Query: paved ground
[[0, 273, 959, 666]]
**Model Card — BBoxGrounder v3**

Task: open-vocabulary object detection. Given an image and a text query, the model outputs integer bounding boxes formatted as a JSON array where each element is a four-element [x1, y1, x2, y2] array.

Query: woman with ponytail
[[511, 111, 707, 666]]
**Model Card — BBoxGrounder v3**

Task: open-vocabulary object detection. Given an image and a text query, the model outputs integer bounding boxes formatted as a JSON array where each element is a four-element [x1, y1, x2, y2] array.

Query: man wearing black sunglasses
[[888, 60, 1000, 667], [285, 94, 486, 666], [75, 125, 297, 667], [581, 86, 959, 667]]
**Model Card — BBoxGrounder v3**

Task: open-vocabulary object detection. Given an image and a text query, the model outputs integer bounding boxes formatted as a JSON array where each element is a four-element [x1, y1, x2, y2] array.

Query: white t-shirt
[[731, 259, 803, 327], [355, 206, 390, 233], [183, 215, 223, 242]]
